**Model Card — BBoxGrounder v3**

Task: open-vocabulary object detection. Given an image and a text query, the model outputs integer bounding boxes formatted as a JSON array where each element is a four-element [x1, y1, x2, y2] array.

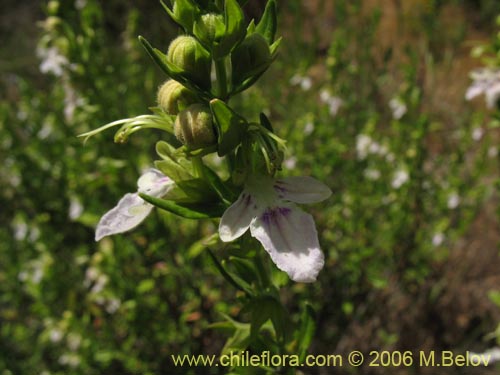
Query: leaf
[[213, 0, 246, 58], [139, 193, 224, 218], [161, 0, 198, 32], [228, 257, 258, 285], [155, 159, 192, 183], [296, 303, 316, 362], [137, 279, 155, 294], [210, 99, 248, 156], [201, 163, 235, 203], [207, 249, 253, 296], [255, 0, 277, 44], [138, 36, 212, 100]]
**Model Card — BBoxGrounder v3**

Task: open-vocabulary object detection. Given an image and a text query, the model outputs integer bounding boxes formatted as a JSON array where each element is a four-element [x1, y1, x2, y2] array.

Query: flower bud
[[231, 33, 271, 85], [167, 36, 211, 89], [194, 13, 225, 47], [174, 104, 216, 149], [157, 80, 198, 115]]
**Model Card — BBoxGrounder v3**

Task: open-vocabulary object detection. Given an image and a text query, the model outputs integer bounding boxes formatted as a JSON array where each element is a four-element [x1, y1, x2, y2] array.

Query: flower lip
[[218, 174, 331, 283]]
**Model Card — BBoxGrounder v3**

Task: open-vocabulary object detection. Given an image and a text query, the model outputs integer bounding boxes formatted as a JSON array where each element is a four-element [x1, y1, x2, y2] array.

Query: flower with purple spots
[[219, 175, 332, 283]]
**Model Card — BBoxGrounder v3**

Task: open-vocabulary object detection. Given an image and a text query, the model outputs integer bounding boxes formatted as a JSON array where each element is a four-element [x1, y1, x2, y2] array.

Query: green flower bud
[[231, 33, 271, 85], [174, 104, 216, 149], [194, 13, 225, 47], [157, 80, 198, 115], [167, 36, 211, 89]]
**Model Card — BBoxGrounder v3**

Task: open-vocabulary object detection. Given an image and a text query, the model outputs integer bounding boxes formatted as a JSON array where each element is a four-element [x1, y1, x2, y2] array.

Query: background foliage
[[1, 0, 499, 374]]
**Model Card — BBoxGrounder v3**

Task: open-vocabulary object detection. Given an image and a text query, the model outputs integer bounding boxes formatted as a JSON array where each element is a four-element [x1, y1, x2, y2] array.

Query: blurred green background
[[1, 0, 499, 374]]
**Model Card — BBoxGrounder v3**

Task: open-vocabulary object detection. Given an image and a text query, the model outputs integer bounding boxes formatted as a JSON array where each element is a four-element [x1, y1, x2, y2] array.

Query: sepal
[[255, 0, 277, 44], [138, 36, 212, 99], [210, 99, 248, 156], [139, 193, 225, 219]]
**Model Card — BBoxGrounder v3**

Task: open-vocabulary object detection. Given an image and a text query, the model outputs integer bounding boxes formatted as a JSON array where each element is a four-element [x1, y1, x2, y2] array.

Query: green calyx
[[230, 33, 272, 87], [167, 35, 212, 90], [157, 80, 198, 115], [194, 13, 225, 47], [174, 104, 216, 149]]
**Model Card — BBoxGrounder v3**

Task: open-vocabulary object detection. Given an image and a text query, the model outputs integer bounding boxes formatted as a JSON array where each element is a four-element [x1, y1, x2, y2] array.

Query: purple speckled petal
[[250, 205, 324, 283], [274, 176, 331, 204], [219, 192, 263, 242]]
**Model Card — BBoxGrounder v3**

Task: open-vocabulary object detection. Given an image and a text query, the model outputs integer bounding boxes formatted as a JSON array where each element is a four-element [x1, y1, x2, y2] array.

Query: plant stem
[[214, 57, 228, 100]]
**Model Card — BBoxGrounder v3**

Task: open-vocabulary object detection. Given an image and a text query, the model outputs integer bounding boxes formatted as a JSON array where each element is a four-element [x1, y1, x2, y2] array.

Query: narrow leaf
[[207, 249, 253, 296], [139, 193, 224, 218], [210, 99, 247, 156], [255, 0, 277, 44]]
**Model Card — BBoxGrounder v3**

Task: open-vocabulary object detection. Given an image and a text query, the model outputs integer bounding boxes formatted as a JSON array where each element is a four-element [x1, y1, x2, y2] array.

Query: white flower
[[391, 169, 409, 189], [303, 121, 314, 135], [356, 134, 373, 159], [219, 175, 332, 283], [432, 233, 445, 247], [49, 329, 64, 343], [95, 169, 174, 241], [447, 192, 460, 209], [389, 97, 407, 120], [69, 197, 84, 220], [472, 127, 484, 141], [290, 74, 312, 91], [37, 46, 69, 77], [465, 68, 500, 109], [364, 168, 381, 180], [319, 89, 343, 117], [488, 146, 498, 158], [75, 0, 87, 9], [283, 156, 297, 170]]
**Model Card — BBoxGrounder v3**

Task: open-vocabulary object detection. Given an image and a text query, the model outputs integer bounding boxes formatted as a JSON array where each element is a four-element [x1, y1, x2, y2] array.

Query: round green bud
[[231, 33, 271, 85], [174, 104, 216, 149], [194, 13, 225, 46], [157, 80, 198, 115], [167, 36, 211, 89], [47, 1, 59, 15]]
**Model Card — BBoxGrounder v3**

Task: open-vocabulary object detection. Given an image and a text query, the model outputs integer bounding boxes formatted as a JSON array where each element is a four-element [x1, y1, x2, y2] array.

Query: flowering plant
[[80, 0, 331, 368]]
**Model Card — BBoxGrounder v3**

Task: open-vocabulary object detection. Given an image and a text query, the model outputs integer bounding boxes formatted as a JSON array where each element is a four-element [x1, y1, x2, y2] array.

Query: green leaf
[[259, 112, 274, 132], [207, 249, 253, 296], [137, 279, 155, 294], [255, 0, 277, 44], [155, 159, 192, 183], [138, 36, 212, 100], [269, 36, 281, 56], [213, 0, 246, 58], [210, 99, 248, 156], [161, 0, 198, 32], [296, 303, 316, 362], [228, 257, 258, 285], [139, 193, 224, 218], [187, 233, 219, 259], [200, 163, 235, 203], [247, 295, 286, 341]]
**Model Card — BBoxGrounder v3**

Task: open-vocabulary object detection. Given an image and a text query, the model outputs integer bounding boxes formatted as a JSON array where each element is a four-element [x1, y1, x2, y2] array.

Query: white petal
[[486, 82, 500, 109], [137, 169, 173, 197], [219, 192, 262, 242], [95, 193, 153, 241], [250, 205, 325, 282], [274, 176, 332, 204], [465, 83, 485, 101]]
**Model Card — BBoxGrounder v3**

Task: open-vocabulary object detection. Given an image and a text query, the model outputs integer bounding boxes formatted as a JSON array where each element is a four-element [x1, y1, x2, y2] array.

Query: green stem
[[214, 57, 228, 100], [191, 155, 204, 178]]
